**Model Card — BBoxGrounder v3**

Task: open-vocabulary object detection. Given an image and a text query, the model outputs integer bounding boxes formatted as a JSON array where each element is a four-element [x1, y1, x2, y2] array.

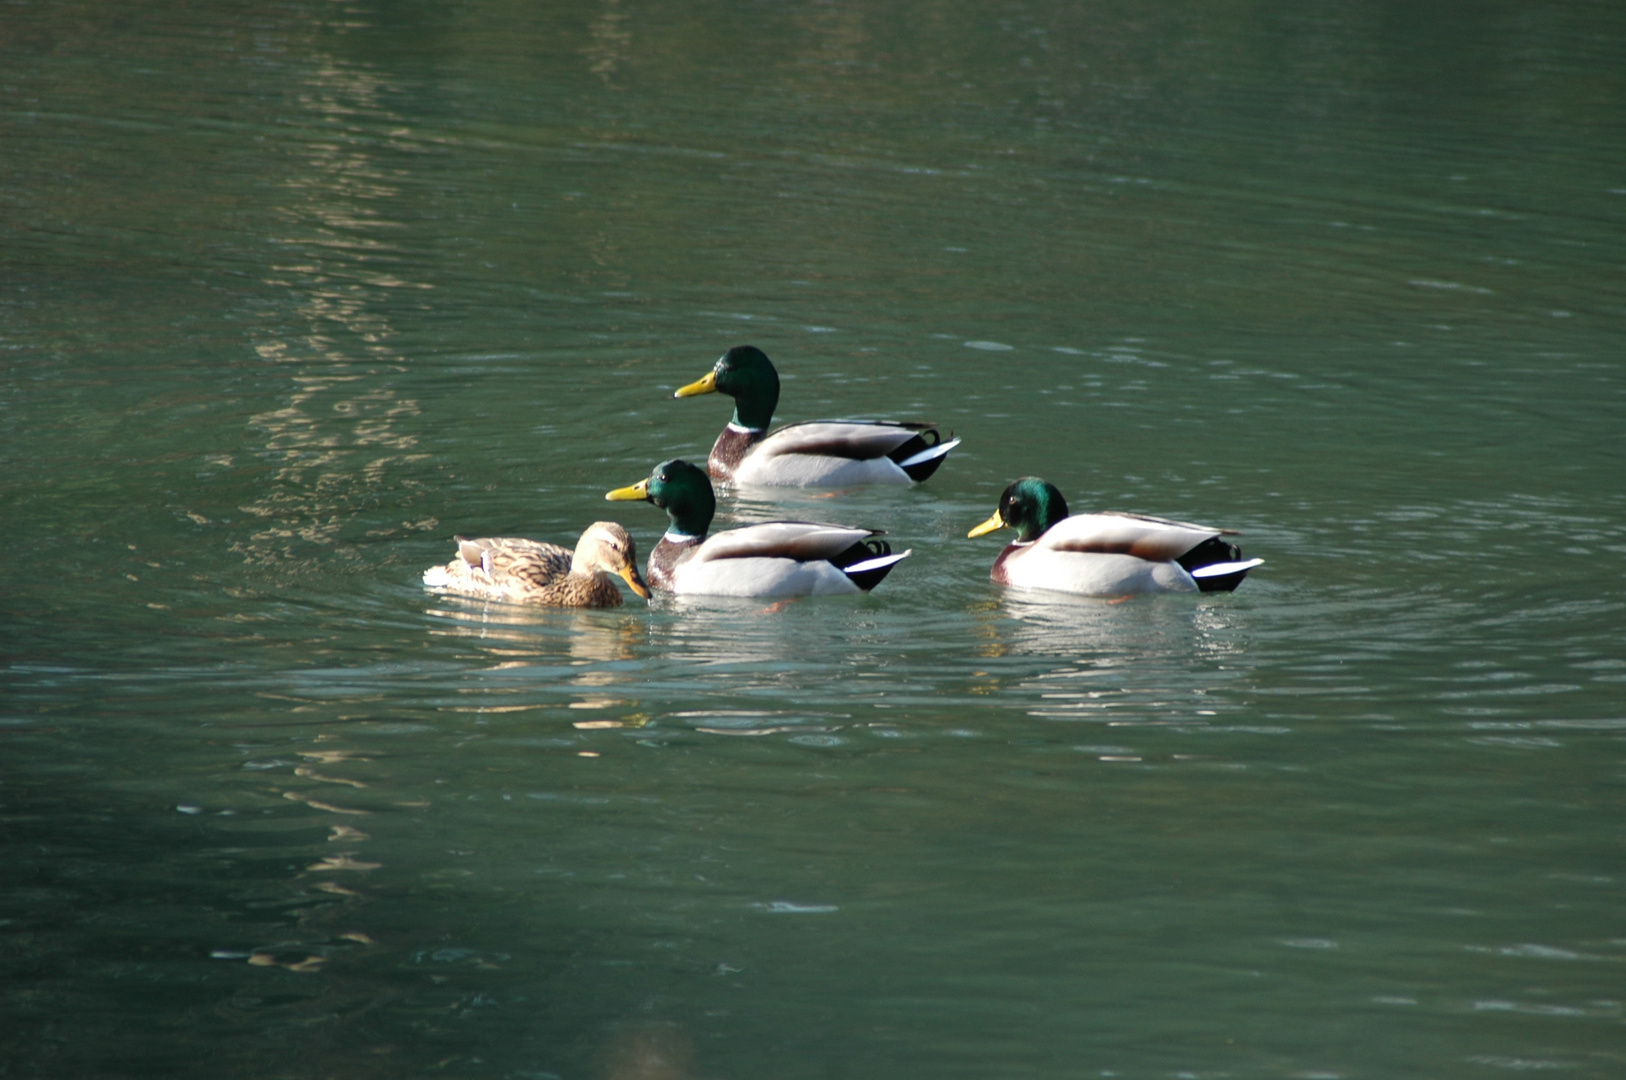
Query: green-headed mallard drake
[[422, 521, 650, 607], [606, 459, 909, 596], [968, 478, 1263, 596], [673, 345, 960, 486]]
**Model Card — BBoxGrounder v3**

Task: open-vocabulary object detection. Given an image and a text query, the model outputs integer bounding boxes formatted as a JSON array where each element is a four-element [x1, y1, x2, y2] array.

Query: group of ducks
[[422, 345, 1263, 607]]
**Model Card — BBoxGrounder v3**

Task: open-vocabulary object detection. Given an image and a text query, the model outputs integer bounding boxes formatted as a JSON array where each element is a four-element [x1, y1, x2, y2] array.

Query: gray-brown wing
[[692, 522, 879, 564], [1093, 510, 1241, 536], [754, 421, 930, 462], [1038, 513, 1221, 562], [456, 536, 573, 584]]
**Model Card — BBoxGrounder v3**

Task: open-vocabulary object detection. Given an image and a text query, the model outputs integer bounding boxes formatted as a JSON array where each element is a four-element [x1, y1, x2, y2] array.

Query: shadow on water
[[1, 640, 730, 1080]]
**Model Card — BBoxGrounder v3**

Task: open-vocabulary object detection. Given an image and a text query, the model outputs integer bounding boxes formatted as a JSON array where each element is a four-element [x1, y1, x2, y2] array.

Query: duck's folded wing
[[693, 521, 879, 563], [754, 421, 933, 462], [1039, 513, 1222, 563], [456, 537, 573, 578], [1099, 510, 1241, 536]]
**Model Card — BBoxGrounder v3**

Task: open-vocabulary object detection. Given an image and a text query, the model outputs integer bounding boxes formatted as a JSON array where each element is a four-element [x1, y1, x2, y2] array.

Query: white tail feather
[[896, 437, 961, 469], [1190, 558, 1264, 578], [843, 549, 912, 575]]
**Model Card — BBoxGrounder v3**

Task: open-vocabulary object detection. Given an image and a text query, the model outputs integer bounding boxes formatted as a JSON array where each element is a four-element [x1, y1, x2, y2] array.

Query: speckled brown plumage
[[422, 522, 649, 607]]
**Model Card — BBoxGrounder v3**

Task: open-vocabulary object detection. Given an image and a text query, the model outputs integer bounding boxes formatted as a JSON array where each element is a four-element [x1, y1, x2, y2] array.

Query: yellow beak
[[673, 370, 718, 398], [605, 478, 650, 502], [967, 509, 1007, 539], [619, 563, 652, 599]]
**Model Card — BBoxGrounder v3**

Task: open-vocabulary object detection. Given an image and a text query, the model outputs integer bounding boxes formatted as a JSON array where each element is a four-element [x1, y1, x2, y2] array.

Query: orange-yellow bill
[[967, 509, 1007, 539]]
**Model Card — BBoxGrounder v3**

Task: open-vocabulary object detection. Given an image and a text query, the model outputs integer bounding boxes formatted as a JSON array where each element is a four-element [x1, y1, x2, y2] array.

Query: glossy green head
[[673, 345, 780, 431], [605, 458, 716, 538], [968, 477, 1070, 543], [999, 477, 1070, 541]]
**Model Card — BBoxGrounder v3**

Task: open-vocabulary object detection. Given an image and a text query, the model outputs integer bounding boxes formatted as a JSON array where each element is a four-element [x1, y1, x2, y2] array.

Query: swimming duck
[[968, 478, 1263, 596], [605, 459, 909, 596], [422, 521, 651, 607], [673, 345, 960, 486]]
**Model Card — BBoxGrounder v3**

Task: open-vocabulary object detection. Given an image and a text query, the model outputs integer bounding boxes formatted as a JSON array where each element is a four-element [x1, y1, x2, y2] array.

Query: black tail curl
[[887, 426, 953, 483], [1176, 536, 1251, 593], [831, 537, 902, 592]]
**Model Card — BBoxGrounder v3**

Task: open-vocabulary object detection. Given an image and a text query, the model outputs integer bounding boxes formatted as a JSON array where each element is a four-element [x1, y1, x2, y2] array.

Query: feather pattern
[[687, 521, 885, 564], [727, 421, 959, 486], [970, 479, 1262, 597], [607, 460, 910, 597], [674, 346, 959, 486], [1040, 513, 1224, 564], [422, 522, 650, 607]]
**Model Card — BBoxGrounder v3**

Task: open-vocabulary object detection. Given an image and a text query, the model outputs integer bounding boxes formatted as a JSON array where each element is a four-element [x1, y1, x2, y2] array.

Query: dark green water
[[4, 2, 1625, 1077]]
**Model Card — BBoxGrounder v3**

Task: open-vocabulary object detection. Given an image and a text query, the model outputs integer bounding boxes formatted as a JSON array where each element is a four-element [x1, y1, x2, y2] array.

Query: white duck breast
[[732, 422, 944, 487], [670, 521, 886, 597]]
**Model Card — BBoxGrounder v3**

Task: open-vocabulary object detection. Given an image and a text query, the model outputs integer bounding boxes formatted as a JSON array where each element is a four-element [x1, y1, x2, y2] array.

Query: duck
[[968, 478, 1263, 596], [673, 345, 960, 486], [422, 521, 651, 607], [605, 459, 910, 596]]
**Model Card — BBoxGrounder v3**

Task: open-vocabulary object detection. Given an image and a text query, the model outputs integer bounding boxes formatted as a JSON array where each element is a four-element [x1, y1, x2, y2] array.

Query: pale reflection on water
[[236, 53, 435, 567], [427, 600, 650, 716], [970, 590, 1263, 737], [599, 1024, 701, 1080]]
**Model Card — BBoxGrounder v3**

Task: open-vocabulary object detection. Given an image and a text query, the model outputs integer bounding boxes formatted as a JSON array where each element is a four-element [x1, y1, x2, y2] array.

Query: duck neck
[[1017, 505, 1063, 542], [730, 387, 776, 433], [661, 488, 715, 541]]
